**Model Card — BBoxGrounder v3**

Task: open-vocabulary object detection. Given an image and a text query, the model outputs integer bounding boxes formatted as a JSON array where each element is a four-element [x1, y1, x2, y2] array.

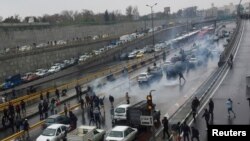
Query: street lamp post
[[146, 3, 157, 48]]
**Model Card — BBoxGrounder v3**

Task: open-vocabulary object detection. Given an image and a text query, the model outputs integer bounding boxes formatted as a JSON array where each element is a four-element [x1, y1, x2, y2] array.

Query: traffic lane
[[189, 20, 250, 141]]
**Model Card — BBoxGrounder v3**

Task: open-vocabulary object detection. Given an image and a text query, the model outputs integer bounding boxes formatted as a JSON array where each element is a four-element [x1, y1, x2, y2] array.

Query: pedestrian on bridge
[[226, 98, 236, 118]]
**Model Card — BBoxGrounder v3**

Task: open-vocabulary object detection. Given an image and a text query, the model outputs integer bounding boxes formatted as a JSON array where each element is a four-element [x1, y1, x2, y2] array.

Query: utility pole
[[146, 3, 157, 47]]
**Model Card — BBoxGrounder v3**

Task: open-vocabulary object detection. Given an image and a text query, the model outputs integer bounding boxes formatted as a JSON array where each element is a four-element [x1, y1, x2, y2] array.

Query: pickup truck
[[137, 72, 153, 84], [66, 126, 105, 141], [126, 100, 161, 129]]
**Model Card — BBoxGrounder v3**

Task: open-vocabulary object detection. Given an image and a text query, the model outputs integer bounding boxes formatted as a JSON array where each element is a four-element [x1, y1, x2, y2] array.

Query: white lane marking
[[188, 20, 245, 126]]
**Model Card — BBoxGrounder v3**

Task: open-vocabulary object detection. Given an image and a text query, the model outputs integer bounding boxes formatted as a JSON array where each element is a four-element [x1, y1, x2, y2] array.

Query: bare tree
[[132, 6, 140, 20], [126, 5, 133, 20]]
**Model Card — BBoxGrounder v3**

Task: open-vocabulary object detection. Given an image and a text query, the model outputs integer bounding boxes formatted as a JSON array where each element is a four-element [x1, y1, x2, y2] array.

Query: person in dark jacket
[[69, 111, 77, 130], [191, 126, 200, 141], [38, 102, 43, 120], [182, 121, 191, 141], [162, 117, 170, 139], [20, 100, 26, 115], [208, 99, 214, 120], [23, 119, 30, 138], [79, 97, 84, 110], [202, 109, 210, 129], [15, 116, 22, 132], [109, 95, 114, 106]]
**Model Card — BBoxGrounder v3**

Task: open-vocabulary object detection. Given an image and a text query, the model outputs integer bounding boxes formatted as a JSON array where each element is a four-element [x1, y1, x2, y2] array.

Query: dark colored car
[[43, 115, 70, 129]]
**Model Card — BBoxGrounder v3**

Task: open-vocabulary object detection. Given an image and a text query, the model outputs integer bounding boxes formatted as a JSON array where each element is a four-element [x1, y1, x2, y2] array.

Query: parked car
[[36, 43, 48, 48], [57, 40, 67, 45], [36, 124, 69, 141], [136, 50, 144, 58], [22, 73, 39, 82], [48, 66, 61, 73], [43, 115, 70, 129], [35, 69, 48, 77], [105, 126, 138, 141]]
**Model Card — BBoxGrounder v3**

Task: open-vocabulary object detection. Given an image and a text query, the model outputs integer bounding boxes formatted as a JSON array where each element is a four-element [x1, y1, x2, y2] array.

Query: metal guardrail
[[150, 20, 243, 140]]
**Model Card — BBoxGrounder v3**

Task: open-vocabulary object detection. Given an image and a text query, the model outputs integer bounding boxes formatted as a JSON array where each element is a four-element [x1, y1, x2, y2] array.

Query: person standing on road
[[55, 89, 60, 100], [93, 107, 101, 128], [202, 109, 210, 130], [191, 126, 200, 141], [15, 104, 21, 118], [125, 92, 130, 104], [99, 96, 105, 114], [38, 102, 43, 120], [109, 95, 114, 107], [209, 99, 214, 120], [69, 111, 78, 130], [15, 115, 22, 132], [162, 117, 170, 139], [64, 103, 68, 117], [89, 108, 95, 126], [178, 72, 186, 84], [191, 106, 197, 123], [8, 102, 15, 118], [85, 94, 90, 107], [226, 98, 236, 118], [9, 115, 15, 133], [46, 91, 50, 101], [79, 97, 84, 110], [20, 100, 26, 116], [191, 97, 200, 111], [182, 121, 191, 141], [43, 100, 49, 118]]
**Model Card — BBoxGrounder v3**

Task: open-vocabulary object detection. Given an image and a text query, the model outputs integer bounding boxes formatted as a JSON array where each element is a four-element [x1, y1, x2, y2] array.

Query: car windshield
[[109, 131, 123, 137], [46, 118, 55, 123], [42, 128, 56, 136], [115, 108, 125, 113]]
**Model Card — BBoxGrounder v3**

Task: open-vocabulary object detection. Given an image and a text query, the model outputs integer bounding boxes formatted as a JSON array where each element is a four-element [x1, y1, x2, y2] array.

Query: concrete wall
[[0, 20, 167, 49]]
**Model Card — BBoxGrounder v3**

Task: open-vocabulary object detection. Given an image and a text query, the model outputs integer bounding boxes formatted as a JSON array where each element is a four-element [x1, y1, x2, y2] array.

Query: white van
[[114, 104, 130, 121]]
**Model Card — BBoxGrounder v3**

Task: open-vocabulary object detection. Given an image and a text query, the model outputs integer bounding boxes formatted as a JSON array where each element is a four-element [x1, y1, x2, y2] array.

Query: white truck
[[66, 126, 105, 141]]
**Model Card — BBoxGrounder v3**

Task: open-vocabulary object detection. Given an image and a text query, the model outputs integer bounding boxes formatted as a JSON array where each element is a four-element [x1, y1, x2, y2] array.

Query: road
[[0, 22, 235, 140], [188, 20, 250, 141]]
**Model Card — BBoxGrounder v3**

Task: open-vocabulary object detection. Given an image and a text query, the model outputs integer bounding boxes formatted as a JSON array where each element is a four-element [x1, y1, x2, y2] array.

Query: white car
[[57, 40, 67, 45], [35, 69, 48, 77], [36, 43, 48, 48], [105, 126, 138, 141], [48, 66, 61, 73], [36, 124, 69, 141], [137, 72, 152, 83], [114, 104, 130, 121]]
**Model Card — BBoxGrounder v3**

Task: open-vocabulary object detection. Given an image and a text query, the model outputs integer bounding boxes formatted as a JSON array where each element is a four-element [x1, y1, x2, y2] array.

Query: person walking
[[89, 108, 95, 126], [191, 106, 197, 123], [171, 122, 181, 141], [85, 94, 90, 107], [162, 117, 170, 139], [64, 103, 68, 117], [69, 111, 78, 130], [208, 99, 214, 120], [9, 115, 15, 133], [178, 72, 186, 84], [226, 98, 236, 118], [23, 119, 30, 138], [191, 126, 200, 141], [202, 109, 210, 130], [125, 92, 130, 104], [182, 121, 191, 141], [109, 95, 114, 107], [99, 96, 105, 113]]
